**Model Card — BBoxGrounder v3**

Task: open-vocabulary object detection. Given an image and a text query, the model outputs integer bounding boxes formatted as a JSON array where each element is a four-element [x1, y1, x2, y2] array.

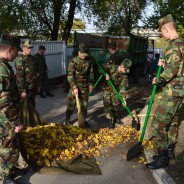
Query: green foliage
[[0, 0, 25, 34], [143, 0, 184, 37], [83, 0, 147, 36], [72, 19, 85, 30], [0, 0, 85, 41]]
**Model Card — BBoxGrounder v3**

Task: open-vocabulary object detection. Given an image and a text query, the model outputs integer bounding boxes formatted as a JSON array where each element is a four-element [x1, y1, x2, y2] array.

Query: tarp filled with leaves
[[17, 97, 102, 175], [18, 96, 47, 127]]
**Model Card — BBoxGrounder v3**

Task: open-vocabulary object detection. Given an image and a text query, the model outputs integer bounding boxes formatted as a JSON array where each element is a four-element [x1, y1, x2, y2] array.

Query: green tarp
[[17, 97, 102, 175]]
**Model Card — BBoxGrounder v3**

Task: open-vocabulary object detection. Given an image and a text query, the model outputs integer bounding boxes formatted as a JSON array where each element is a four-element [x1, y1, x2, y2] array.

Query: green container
[[88, 48, 111, 63], [128, 33, 148, 65]]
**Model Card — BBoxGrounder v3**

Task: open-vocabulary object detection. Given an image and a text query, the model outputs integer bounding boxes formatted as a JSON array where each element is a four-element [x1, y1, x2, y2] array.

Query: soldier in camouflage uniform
[[102, 43, 129, 128], [34, 45, 54, 98], [15, 39, 39, 107], [65, 44, 94, 127], [146, 14, 184, 170], [0, 33, 24, 184]]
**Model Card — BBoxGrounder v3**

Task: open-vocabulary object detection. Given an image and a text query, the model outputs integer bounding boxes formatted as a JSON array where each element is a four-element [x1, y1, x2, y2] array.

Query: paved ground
[[2, 80, 158, 184]]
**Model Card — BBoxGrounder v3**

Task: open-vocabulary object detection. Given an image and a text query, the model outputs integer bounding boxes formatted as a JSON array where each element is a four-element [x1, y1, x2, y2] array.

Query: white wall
[[9, 40, 67, 79]]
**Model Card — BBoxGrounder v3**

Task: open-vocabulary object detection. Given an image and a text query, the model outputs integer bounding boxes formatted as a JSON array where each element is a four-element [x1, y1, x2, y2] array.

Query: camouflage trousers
[[118, 75, 128, 99], [40, 72, 50, 94], [66, 87, 89, 115], [0, 115, 19, 176], [152, 95, 183, 151], [103, 87, 121, 120]]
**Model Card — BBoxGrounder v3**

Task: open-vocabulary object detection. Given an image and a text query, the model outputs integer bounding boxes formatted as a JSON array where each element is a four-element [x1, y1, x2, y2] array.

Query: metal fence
[[31, 41, 66, 79], [9, 40, 67, 79]]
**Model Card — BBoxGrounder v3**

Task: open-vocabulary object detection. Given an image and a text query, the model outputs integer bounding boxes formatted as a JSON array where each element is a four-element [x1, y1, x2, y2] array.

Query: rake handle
[[96, 61, 134, 119], [88, 74, 103, 96], [139, 65, 162, 142]]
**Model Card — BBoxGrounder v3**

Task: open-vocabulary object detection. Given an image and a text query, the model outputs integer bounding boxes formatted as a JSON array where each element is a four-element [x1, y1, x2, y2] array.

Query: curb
[[144, 149, 176, 184]]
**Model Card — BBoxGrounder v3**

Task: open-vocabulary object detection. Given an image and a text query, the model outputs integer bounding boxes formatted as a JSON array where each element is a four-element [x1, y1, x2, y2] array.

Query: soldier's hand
[[158, 59, 165, 67], [122, 100, 127, 106], [15, 124, 24, 133], [21, 91, 27, 98], [106, 74, 110, 80], [152, 77, 156, 84], [89, 85, 93, 92], [118, 65, 126, 73], [73, 88, 78, 96]]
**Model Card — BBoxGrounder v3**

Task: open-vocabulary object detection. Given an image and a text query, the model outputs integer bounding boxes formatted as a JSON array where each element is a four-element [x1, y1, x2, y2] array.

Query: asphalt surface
[[1, 83, 158, 184]]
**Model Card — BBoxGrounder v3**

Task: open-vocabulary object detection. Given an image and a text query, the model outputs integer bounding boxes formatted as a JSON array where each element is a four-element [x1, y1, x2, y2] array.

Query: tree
[[62, 0, 77, 44], [21, 0, 67, 40], [143, 0, 184, 37], [83, 0, 147, 36], [0, 0, 24, 34]]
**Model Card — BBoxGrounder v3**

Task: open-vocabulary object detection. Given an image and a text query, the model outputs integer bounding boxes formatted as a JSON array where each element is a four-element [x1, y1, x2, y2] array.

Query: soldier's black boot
[[109, 119, 115, 129], [146, 150, 169, 170], [167, 144, 175, 160], [153, 144, 176, 161], [46, 92, 54, 97], [84, 120, 91, 128], [65, 110, 71, 125], [84, 110, 91, 128], [152, 149, 161, 160], [3, 175, 19, 184], [114, 116, 122, 124], [40, 89, 46, 98], [10, 166, 27, 179]]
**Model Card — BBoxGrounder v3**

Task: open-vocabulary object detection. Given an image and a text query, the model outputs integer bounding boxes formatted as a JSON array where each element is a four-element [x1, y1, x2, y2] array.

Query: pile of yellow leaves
[[21, 123, 140, 167]]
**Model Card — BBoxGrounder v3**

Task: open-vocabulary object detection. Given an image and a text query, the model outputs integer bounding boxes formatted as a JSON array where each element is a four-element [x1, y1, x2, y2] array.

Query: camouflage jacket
[[15, 54, 37, 93], [67, 55, 94, 90], [156, 37, 184, 97], [34, 53, 48, 75], [102, 51, 126, 88], [0, 57, 20, 124], [108, 51, 123, 65], [103, 63, 128, 92]]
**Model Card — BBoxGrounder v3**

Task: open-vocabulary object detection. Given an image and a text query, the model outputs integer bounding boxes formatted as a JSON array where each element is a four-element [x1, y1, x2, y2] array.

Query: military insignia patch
[[167, 49, 172, 55]]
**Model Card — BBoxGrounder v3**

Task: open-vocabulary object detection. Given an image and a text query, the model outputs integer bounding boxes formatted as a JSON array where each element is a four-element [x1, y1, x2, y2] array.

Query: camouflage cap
[[122, 59, 132, 73], [0, 33, 21, 51], [21, 39, 33, 48], [39, 45, 46, 50], [158, 14, 174, 31], [108, 42, 116, 50], [78, 44, 88, 53]]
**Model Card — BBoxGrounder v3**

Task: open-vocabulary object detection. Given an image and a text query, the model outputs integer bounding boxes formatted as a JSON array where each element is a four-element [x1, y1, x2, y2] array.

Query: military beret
[[79, 44, 88, 53], [0, 33, 21, 51], [39, 45, 46, 50], [121, 59, 132, 73], [122, 59, 132, 69], [158, 14, 174, 31], [21, 39, 33, 48], [108, 42, 116, 50]]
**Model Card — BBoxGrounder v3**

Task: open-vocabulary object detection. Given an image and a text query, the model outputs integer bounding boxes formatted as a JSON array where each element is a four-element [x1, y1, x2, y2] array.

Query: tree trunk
[[62, 0, 77, 44], [51, 0, 65, 40]]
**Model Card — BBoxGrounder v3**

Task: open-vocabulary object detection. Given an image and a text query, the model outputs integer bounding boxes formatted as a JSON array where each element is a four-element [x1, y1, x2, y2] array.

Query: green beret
[[158, 14, 174, 31], [21, 39, 33, 48], [39, 45, 46, 50], [79, 44, 88, 53], [108, 42, 116, 50], [121, 59, 132, 73], [122, 59, 132, 69], [0, 33, 21, 51]]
